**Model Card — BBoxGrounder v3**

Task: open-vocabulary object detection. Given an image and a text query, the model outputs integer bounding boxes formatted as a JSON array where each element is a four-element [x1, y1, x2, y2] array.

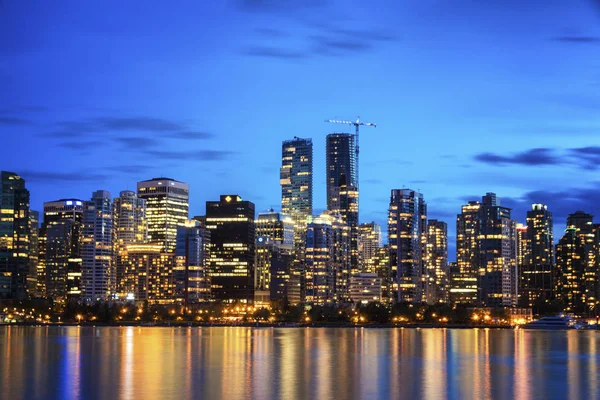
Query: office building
[[448, 261, 478, 304], [137, 177, 189, 253], [519, 204, 554, 308], [0, 172, 31, 299], [556, 211, 598, 315], [27, 211, 39, 296], [456, 193, 517, 307], [119, 243, 175, 303], [349, 272, 382, 304], [358, 222, 382, 272], [81, 190, 114, 301], [305, 211, 350, 304], [388, 189, 426, 303], [175, 220, 211, 304], [113, 191, 147, 298], [42, 199, 84, 301], [281, 137, 313, 304], [205, 195, 255, 302], [426, 219, 448, 304], [326, 133, 359, 271]]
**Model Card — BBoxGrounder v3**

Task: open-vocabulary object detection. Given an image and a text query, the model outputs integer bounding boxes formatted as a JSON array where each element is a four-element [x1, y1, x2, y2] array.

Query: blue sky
[[2, 0, 600, 258]]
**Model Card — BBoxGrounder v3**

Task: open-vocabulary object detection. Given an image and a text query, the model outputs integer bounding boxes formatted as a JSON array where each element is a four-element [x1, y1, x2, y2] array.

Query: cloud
[[237, 0, 328, 13], [255, 28, 289, 38], [115, 137, 159, 148], [95, 117, 184, 132], [169, 131, 214, 140], [242, 46, 307, 60], [0, 117, 30, 125], [104, 164, 155, 174], [474, 148, 559, 166], [20, 170, 109, 183], [311, 35, 373, 55], [552, 36, 600, 44], [58, 140, 107, 150], [145, 149, 235, 161], [568, 146, 600, 169]]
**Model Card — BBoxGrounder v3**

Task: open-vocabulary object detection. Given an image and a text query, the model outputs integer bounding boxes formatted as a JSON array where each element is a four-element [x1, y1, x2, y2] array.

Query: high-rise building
[[137, 177, 189, 253], [175, 220, 211, 305], [426, 219, 448, 304], [305, 212, 350, 304], [556, 211, 598, 315], [42, 199, 84, 301], [388, 189, 426, 303], [119, 243, 175, 303], [0, 171, 31, 300], [358, 222, 382, 272], [82, 190, 114, 301], [255, 211, 294, 297], [113, 190, 147, 298], [27, 210, 39, 297], [280, 137, 313, 304], [326, 133, 359, 271], [519, 204, 554, 308], [455, 193, 517, 307], [448, 261, 478, 305], [205, 195, 255, 303], [349, 273, 382, 304]]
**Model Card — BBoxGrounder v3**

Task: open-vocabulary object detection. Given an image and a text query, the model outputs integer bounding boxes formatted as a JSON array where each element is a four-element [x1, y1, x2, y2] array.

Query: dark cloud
[[115, 137, 159, 149], [237, 0, 328, 13], [20, 170, 109, 183], [95, 117, 184, 132], [568, 146, 600, 169], [0, 105, 48, 114], [169, 131, 214, 140], [552, 36, 600, 44], [242, 46, 307, 60], [311, 35, 373, 55], [0, 116, 30, 125], [474, 148, 559, 166], [104, 164, 155, 174], [146, 149, 235, 161], [58, 140, 107, 150]]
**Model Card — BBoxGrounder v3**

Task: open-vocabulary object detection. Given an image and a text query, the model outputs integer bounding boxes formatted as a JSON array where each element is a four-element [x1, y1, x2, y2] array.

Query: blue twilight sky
[[2, 0, 600, 258]]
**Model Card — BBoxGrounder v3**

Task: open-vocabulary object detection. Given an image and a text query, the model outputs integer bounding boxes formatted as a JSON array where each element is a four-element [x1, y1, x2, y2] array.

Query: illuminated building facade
[[448, 261, 478, 304], [280, 137, 313, 304], [456, 193, 517, 307], [388, 189, 426, 303], [519, 204, 554, 308], [358, 222, 382, 272], [349, 272, 382, 304], [113, 190, 147, 298], [556, 211, 599, 315], [0, 171, 31, 300], [326, 133, 359, 271], [120, 243, 175, 303], [205, 195, 255, 302], [82, 190, 114, 301], [137, 177, 189, 253], [426, 219, 448, 304], [305, 212, 350, 304], [255, 211, 294, 296], [175, 221, 211, 304], [42, 198, 83, 301], [27, 211, 39, 296]]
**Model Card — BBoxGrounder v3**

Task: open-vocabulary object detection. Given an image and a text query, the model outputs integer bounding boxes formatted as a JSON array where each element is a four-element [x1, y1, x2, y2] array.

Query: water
[[0, 326, 599, 400]]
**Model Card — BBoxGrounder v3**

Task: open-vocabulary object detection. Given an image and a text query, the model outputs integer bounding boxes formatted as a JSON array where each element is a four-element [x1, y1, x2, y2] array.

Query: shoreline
[[2, 322, 515, 329]]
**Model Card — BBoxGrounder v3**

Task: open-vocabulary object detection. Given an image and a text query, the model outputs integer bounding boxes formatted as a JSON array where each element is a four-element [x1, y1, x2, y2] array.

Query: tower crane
[[325, 116, 376, 189]]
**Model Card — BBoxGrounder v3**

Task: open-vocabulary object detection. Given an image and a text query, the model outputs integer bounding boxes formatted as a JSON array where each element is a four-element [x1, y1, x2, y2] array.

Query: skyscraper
[[455, 193, 517, 307], [113, 190, 147, 298], [27, 211, 39, 297], [42, 199, 84, 301], [556, 211, 598, 315], [82, 190, 114, 301], [205, 195, 255, 303], [305, 212, 350, 304], [281, 137, 312, 304], [358, 222, 382, 272], [426, 219, 448, 304], [137, 177, 189, 253], [0, 171, 31, 300], [388, 189, 426, 303], [175, 220, 211, 305], [326, 133, 359, 270], [520, 204, 554, 308]]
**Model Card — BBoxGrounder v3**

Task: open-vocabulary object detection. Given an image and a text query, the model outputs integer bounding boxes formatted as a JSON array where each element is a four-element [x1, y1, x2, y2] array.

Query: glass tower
[[137, 177, 189, 253], [426, 219, 448, 304]]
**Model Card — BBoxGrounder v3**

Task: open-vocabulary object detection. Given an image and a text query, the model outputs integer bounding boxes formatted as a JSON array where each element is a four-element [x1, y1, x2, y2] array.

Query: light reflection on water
[[1, 326, 600, 399]]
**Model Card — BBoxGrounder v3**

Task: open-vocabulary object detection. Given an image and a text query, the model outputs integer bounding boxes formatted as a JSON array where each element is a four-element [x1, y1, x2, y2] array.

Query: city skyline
[[3, 1, 600, 260]]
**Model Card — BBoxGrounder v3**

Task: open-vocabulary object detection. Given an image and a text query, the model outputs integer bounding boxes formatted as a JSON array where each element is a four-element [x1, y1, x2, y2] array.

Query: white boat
[[522, 315, 581, 330]]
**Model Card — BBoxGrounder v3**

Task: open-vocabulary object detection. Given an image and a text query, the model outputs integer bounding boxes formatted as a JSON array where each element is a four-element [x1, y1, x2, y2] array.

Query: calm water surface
[[1, 326, 599, 399]]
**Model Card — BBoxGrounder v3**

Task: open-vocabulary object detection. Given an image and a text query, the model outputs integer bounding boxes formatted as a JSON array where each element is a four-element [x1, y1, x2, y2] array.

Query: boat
[[521, 315, 581, 330]]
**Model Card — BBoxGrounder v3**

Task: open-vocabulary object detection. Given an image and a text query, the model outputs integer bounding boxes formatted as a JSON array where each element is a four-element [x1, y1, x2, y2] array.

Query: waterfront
[[1, 327, 599, 400]]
